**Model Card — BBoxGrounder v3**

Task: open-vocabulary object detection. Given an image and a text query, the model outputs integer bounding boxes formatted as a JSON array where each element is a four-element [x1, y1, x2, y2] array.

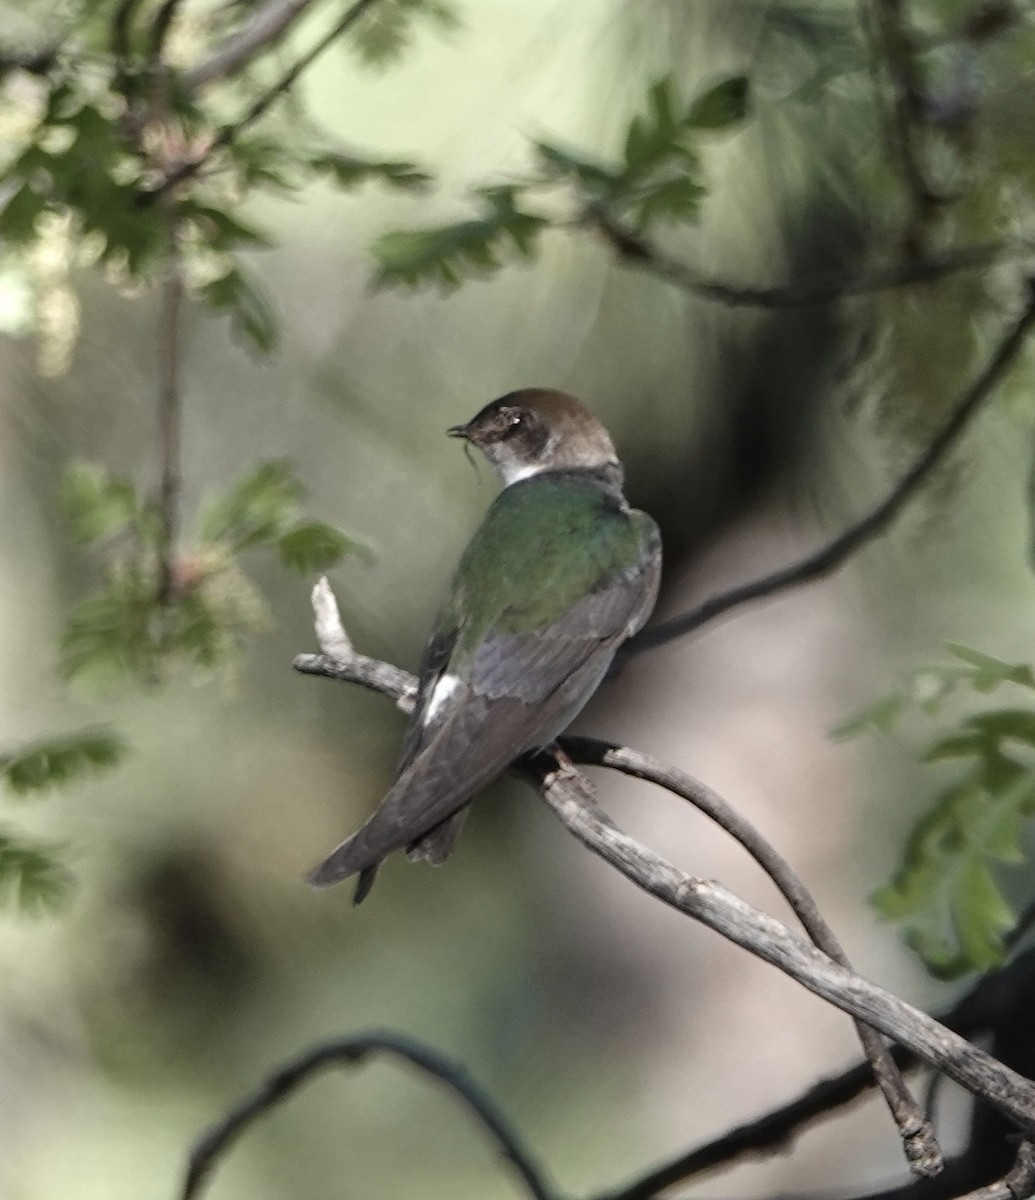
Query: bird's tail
[[407, 810, 467, 865]]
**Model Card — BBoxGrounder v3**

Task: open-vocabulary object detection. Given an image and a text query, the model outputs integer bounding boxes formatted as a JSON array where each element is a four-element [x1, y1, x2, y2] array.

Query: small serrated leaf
[[0, 728, 125, 795], [199, 460, 305, 550], [200, 266, 278, 355], [277, 520, 353, 573], [0, 833, 72, 915], [830, 693, 904, 740], [61, 463, 138, 543]]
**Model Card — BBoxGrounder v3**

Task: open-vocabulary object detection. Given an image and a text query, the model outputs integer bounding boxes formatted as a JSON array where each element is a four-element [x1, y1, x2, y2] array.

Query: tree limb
[[150, 0, 383, 197], [619, 278, 1035, 661], [156, 223, 184, 606], [560, 736, 939, 1175], [181, 1032, 558, 1200], [595, 947, 1035, 1200], [183, 0, 320, 90], [588, 209, 1016, 309], [293, 583, 1035, 1144]]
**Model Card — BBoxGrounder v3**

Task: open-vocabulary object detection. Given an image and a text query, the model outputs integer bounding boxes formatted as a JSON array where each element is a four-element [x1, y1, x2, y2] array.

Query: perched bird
[[308, 389, 661, 902]]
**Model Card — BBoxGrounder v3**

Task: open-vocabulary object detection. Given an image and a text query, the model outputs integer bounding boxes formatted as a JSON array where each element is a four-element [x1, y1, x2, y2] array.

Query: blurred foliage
[[372, 74, 751, 292], [60, 460, 361, 687], [835, 644, 1035, 978], [0, 726, 124, 913]]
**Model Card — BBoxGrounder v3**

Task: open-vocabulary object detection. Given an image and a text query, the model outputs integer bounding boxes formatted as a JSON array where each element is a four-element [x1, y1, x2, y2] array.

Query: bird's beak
[[446, 423, 468, 439]]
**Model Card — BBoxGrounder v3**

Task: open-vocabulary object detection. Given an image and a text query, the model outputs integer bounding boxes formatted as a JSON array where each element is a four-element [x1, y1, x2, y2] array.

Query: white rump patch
[[424, 673, 462, 723]]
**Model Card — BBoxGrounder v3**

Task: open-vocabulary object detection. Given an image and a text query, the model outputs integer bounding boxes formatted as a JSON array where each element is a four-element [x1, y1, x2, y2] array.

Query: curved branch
[[620, 280, 1035, 661], [293, 584, 1035, 1144], [597, 946, 1035, 1200], [184, 0, 319, 90], [527, 756, 1035, 1133], [589, 209, 1014, 309], [150, 0, 383, 198], [561, 736, 938, 1174], [181, 1032, 557, 1200]]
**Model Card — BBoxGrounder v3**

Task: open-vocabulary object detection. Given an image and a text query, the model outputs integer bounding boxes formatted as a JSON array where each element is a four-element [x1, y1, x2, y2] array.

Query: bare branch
[[957, 1141, 1035, 1200], [181, 1031, 558, 1200], [529, 758, 1035, 1133], [561, 737, 939, 1176], [150, 0, 383, 198], [183, 0, 319, 90], [589, 210, 1018, 309], [156, 224, 184, 606], [620, 279, 1035, 660], [293, 588, 1035, 1143], [606, 947, 1035, 1200], [294, 577, 417, 710], [149, 0, 188, 63]]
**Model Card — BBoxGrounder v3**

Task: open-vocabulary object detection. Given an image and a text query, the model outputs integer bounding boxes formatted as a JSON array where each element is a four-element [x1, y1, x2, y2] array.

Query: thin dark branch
[[595, 947, 1035, 1200], [112, 0, 146, 67], [148, 0, 383, 198], [181, 1032, 557, 1200], [863, 0, 946, 258], [560, 737, 939, 1176], [149, 0, 188, 63], [184, 0, 319, 90], [620, 279, 1035, 661], [956, 1141, 1035, 1200], [589, 210, 1017, 309], [156, 225, 184, 606]]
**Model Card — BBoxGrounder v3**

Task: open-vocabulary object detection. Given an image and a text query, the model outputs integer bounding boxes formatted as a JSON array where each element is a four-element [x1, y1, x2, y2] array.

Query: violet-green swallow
[[308, 388, 661, 902]]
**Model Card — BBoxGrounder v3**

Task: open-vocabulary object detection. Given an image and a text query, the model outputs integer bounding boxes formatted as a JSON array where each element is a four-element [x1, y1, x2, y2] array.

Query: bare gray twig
[[620, 278, 1035, 660], [293, 585, 1035, 1142], [561, 736, 939, 1176], [956, 1141, 1035, 1200], [593, 947, 1035, 1200], [181, 1032, 557, 1200]]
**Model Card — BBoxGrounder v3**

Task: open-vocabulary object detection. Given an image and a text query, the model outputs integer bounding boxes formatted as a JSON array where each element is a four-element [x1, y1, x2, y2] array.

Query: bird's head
[[448, 389, 619, 486]]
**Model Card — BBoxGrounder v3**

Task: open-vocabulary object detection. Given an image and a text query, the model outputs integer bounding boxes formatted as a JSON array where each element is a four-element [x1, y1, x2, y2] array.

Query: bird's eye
[[500, 409, 526, 437]]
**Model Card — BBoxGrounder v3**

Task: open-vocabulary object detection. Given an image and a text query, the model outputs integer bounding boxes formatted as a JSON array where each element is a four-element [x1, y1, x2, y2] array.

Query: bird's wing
[[307, 521, 661, 890]]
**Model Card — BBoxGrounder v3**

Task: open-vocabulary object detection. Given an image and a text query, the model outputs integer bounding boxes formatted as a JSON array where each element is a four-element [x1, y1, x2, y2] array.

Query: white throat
[[500, 461, 547, 486]]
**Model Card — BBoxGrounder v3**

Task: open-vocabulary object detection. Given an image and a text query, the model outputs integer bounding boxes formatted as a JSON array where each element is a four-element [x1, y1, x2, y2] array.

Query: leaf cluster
[[0, 726, 125, 915], [837, 644, 1035, 977], [372, 73, 750, 292], [60, 461, 361, 687]]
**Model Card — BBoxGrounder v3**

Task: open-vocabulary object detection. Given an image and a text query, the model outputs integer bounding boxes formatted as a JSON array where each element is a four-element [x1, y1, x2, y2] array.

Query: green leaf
[[199, 460, 305, 551], [373, 190, 547, 291], [535, 141, 618, 189], [200, 266, 278, 355], [952, 856, 1015, 971], [945, 643, 1035, 692], [183, 203, 272, 251], [0, 833, 72, 915], [61, 463, 139, 543], [685, 74, 751, 130], [830, 693, 904, 739], [0, 728, 125, 795], [350, 0, 460, 67], [311, 152, 432, 193], [627, 173, 706, 232], [277, 520, 353, 573], [0, 183, 47, 243]]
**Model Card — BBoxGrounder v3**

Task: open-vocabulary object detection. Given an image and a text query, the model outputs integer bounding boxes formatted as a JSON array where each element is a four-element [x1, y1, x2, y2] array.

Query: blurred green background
[[3, 0, 1035, 1197]]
